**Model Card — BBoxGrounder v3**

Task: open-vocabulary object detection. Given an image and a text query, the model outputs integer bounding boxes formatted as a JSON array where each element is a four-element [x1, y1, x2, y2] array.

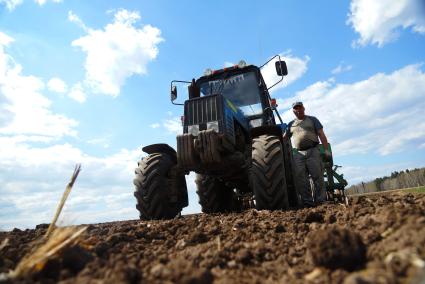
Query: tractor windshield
[[199, 71, 263, 116]]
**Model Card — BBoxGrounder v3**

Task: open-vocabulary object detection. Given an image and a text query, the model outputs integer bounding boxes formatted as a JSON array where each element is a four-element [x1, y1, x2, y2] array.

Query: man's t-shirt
[[286, 115, 323, 150]]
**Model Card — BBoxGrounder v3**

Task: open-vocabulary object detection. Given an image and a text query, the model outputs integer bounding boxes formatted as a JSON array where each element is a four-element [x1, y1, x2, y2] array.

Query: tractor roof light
[[238, 60, 247, 68], [204, 68, 213, 76]]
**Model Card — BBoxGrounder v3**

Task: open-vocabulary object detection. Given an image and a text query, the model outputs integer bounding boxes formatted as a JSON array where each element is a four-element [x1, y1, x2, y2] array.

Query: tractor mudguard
[[142, 143, 177, 163], [250, 125, 283, 140], [140, 143, 188, 211]]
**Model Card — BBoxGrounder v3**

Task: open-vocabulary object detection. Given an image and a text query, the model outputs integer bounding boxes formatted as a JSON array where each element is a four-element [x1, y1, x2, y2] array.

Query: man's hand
[[318, 129, 331, 160]]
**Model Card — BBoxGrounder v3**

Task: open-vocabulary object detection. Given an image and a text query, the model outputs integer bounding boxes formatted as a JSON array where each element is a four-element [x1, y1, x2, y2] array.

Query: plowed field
[[1, 192, 425, 283]]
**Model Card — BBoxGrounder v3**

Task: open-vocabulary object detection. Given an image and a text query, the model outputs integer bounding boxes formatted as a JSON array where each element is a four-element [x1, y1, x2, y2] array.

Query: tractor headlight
[[207, 121, 219, 132], [249, 118, 263, 128], [188, 124, 199, 136]]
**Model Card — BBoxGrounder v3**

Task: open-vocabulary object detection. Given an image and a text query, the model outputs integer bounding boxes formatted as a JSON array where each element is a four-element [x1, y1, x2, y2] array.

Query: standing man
[[283, 102, 331, 207]]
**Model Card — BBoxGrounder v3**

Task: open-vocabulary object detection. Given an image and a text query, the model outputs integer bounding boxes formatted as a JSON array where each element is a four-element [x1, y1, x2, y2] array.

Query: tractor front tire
[[134, 153, 184, 220], [196, 175, 240, 213], [251, 135, 289, 210]]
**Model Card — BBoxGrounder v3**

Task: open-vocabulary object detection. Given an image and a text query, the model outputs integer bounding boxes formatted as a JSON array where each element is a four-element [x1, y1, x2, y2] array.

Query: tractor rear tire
[[134, 153, 184, 220], [196, 175, 240, 213], [251, 135, 289, 210]]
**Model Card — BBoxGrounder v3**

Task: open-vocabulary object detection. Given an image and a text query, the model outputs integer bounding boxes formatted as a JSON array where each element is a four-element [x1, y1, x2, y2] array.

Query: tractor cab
[[171, 57, 287, 143], [196, 64, 274, 128]]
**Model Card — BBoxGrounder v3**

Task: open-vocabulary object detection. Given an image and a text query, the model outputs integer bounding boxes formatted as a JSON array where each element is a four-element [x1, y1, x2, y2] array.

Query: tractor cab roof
[[196, 64, 261, 85]]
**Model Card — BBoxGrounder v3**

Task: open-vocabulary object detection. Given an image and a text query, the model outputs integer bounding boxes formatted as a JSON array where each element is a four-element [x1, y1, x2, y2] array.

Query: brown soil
[[1, 192, 425, 283]]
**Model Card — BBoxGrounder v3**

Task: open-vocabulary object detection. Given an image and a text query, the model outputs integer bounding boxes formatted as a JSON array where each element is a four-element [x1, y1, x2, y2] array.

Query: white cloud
[[261, 52, 310, 93], [70, 9, 164, 97], [47, 77, 67, 93], [0, 33, 143, 230], [0, 0, 22, 11], [163, 116, 182, 135], [0, 33, 14, 127], [150, 122, 160, 129], [68, 10, 88, 32], [280, 64, 425, 156], [0, 32, 78, 138], [331, 62, 353, 75], [224, 61, 234, 68], [68, 82, 86, 103], [347, 0, 425, 47], [0, 32, 14, 46], [0, 0, 62, 10], [0, 137, 143, 229], [34, 0, 62, 6], [153, 113, 182, 134], [87, 137, 110, 148]]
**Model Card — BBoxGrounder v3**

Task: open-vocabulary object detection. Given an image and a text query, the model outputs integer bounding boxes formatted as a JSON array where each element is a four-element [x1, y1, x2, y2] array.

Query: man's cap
[[292, 101, 303, 108]]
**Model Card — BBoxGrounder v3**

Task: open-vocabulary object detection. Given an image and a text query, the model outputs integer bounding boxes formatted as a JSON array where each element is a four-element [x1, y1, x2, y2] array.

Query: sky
[[0, 0, 424, 230]]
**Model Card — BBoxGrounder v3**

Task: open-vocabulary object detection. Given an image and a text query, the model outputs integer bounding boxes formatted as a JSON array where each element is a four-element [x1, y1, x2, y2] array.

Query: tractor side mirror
[[275, 60, 288, 76], [171, 85, 177, 102], [170, 80, 191, 105]]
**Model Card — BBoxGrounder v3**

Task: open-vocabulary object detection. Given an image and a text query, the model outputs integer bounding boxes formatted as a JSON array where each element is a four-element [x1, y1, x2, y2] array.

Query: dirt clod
[[274, 224, 285, 233], [93, 242, 109, 257], [343, 268, 396, 284], [235, 248, 252, 264], [307, 227, 366, 271], [304, 211, 325, 223], [35, 224, 49, 230], [188, 232, 208, 244], [61, 245, 93, 274], [180, 268, 213, 284]]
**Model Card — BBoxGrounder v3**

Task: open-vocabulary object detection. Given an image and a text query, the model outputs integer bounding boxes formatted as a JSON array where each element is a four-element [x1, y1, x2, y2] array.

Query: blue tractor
[[134, 56, 300, 219]]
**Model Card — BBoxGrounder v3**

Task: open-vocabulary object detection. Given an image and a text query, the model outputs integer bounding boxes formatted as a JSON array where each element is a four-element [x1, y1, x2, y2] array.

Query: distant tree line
[[346, 167, 425, 195]]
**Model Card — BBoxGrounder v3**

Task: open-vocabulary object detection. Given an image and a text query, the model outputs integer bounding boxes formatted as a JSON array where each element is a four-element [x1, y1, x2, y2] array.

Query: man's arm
[[311, 116, 329, 151], [318, 128, 329, 152]]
